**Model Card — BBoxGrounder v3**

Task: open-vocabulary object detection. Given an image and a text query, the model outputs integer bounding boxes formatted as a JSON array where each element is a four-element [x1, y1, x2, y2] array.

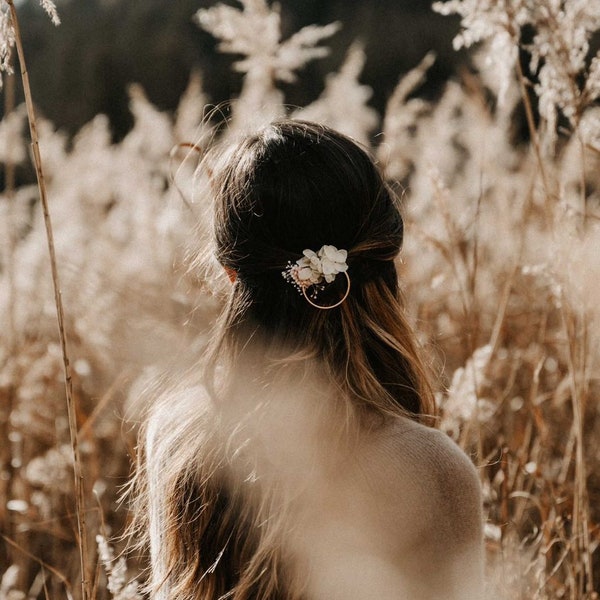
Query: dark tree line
[[7, 0, 465, 140]]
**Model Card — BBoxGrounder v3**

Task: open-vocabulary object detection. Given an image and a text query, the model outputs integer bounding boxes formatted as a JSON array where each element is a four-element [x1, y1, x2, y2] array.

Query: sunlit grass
[[0, 0, 599, 597]]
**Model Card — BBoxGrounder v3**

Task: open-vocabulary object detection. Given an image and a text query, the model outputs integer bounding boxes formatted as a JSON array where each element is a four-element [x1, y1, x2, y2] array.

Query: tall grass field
[[1, 0, 599, 598]]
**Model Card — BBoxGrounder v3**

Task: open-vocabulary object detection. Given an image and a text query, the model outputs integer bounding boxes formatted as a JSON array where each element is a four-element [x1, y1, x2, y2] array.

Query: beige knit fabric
[[146, 369, 484, 599]]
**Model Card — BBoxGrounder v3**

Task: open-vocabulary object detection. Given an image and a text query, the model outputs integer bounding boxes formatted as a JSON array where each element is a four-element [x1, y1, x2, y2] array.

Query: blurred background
[[2, 0, 600, 598], [7, 0, 465, 140]]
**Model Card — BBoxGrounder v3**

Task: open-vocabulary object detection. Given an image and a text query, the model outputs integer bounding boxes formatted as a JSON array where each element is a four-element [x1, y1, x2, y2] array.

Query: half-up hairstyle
[[135, 120, 438, 600], [208, 120, 435, 421]]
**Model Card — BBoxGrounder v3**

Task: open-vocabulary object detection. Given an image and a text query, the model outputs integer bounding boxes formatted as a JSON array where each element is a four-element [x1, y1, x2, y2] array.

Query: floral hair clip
[[282, 245, 351, 310]]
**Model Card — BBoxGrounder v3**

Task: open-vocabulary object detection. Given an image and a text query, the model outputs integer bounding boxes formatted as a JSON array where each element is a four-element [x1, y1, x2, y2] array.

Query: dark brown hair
[[208, 119, 435, 420], [134, 120, 437, 600]]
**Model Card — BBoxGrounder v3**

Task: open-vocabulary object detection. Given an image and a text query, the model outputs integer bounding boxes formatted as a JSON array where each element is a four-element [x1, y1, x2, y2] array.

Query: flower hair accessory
[[282, 245, 351, 310]]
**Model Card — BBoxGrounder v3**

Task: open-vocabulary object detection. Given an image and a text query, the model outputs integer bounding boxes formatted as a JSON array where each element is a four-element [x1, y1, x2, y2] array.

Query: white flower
[[292, 249, 321, 285], [303, 249, 321, 267], [319, 245, 348, 282], [283, 245, 348, 289]]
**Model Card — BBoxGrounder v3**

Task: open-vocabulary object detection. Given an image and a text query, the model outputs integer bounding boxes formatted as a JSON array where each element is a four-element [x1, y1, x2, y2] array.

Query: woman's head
[[213, 120, 401, 283], [207, 120, 435, 422]]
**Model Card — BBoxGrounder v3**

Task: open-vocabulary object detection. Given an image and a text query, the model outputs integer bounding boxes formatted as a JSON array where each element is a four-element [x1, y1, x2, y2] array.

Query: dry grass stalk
[[514, 57, 553, 218], [0, 67, 20, 587], [560, 303, 594, 595], [5, 2, 90, 598], [2, 533, 74, 598], [2, 70, 15, 347]]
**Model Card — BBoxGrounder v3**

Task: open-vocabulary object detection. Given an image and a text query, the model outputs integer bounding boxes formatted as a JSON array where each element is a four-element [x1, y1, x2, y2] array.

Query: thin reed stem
[[3, 69, 16, 352], [1, 67, 19, 577], [5, 2, 90, 598], [576, 129, 587, 229], [560, 300, 593, 596], [2, 534, 74, 600], [515, 57, 553, 217]]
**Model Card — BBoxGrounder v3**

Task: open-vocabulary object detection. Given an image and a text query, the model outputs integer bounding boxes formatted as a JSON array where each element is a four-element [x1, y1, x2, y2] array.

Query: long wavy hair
[[132, 120, 437, 600]]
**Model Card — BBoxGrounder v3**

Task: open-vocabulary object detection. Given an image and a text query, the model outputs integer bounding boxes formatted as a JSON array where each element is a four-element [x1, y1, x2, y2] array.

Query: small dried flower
[[283, 245, 348, 292], [96, 535, 143, 600], [0, 0, 60, 90], [39, 0, 60, 26], [319, 245, 348, 282]]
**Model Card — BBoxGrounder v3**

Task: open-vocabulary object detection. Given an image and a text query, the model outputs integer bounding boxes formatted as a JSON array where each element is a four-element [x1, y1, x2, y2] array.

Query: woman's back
[[295, 419, 484, 599], [145, 364, 484, 599]]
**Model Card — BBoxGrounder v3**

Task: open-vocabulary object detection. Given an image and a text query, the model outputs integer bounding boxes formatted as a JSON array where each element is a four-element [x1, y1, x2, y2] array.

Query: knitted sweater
[[145, 379, 484, 599]]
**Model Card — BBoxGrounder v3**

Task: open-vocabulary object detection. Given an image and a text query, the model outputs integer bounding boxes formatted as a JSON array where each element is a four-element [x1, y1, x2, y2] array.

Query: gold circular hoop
[[302, 271, 351, 310]]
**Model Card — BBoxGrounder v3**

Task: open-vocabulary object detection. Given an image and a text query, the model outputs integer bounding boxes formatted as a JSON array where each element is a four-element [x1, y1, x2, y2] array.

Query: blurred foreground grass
[[1, 0, 600, 597]]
